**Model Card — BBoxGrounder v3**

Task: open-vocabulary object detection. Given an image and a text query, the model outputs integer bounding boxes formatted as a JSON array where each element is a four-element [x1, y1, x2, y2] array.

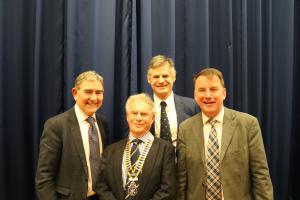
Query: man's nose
[[158, 76, 165, 82], [90, 92, 97, 100]]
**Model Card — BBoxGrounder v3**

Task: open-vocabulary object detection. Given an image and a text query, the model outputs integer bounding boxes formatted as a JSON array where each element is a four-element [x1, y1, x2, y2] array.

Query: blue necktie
[[160, 101, 172, 143], [86, 117, 101, 189], [130, 139, 142, 165]]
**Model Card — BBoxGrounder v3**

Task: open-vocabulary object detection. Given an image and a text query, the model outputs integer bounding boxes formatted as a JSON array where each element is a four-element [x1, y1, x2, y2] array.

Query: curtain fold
[[0, 0, 298, 199]]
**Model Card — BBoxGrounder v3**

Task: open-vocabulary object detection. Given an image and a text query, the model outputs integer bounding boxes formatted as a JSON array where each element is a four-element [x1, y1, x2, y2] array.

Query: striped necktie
[[130, 139, 142, 165]]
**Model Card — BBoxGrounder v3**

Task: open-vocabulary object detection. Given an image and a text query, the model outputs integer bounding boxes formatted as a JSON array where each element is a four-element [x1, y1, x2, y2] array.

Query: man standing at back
[[147, 55, 199, 146], [36, 70, 109, 200]]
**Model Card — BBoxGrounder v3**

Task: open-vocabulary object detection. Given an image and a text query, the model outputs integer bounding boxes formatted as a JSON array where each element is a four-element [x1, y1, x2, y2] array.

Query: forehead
[[127, 100, 152, 112], [78, 80, 103, 90], [195, 75, 222, 87], [150, 63, 172, 75]]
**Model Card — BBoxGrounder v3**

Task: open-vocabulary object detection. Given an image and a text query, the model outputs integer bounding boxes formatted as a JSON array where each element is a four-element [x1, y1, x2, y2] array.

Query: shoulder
[[104, 138, 126, 152], [153, 137, 175, 151], [224, 107, 259, 126], [180, 113, 202, 126], [174, 94, 200, 114], [44, 108, 75, 127], [174, 94, 195, 104], [225, 107, 257, 120], [96, 113, 108, 123]]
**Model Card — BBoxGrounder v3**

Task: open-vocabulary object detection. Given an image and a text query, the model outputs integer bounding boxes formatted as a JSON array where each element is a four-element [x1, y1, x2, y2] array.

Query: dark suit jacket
[[96, 137, 176, 200], [35, 107, 109, 200], [150, 94, 199, 138], [176, 107, 273, 200]]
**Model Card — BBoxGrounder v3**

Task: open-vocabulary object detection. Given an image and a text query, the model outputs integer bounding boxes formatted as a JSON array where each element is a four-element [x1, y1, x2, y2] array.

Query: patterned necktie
[[125, 139, 142, 199], [86, 116, 101, 189], [160, 101, 172, 143], [130, 139, 142, 165], [206, 119, 222, 200]]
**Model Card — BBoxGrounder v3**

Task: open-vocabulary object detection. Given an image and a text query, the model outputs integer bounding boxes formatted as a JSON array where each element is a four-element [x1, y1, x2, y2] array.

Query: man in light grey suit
[[177, 67, 273, 200], [36, 71, 109, 200], [147, 55, 199, 147]]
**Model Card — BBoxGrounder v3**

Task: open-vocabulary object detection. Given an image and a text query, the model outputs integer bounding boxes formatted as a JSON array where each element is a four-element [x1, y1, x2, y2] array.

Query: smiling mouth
[[204, 102, 215, 105]]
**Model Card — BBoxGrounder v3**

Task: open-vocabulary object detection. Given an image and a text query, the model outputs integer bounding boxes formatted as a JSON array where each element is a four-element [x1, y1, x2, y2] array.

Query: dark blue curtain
[[0, 0, 298, 199]]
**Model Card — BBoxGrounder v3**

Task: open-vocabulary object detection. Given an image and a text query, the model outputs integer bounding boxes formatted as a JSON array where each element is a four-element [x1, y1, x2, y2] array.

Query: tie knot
[[86, 116, 95, 125], [132, 139, 142, 145], [160, 101, 167, 107], [209, 119, 217, 126]]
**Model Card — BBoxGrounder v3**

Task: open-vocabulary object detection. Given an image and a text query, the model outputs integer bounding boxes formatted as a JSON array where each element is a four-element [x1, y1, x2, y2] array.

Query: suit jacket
[[150, 94, 199, 139], [35, 107, 109, 200], [177, 107, 273, 200], [96, 137, 176, 200]]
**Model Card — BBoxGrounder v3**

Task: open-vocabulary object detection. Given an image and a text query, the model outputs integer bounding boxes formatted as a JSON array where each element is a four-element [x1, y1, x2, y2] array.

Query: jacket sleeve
[[35, 119, 62, 200], [248, 117, 274, 199], [176, 126, 187, 200]]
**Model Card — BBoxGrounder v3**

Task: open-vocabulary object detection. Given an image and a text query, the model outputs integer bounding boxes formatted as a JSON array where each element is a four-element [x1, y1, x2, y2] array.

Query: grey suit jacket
[[35, 107, 109, 200], [96, 137, 176, 200], [177, 107, 273, 200], [150, 94, 199, 138]]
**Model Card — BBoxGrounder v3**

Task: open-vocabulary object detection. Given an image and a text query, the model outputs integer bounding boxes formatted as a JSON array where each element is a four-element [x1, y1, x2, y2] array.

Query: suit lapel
[[192, 114, 206, 163], [137, 138, 159, 196], [220, 108, 236, 162], [68, 108, 89, 177], [95, 115, 106, 148], [115, 139, 127, 200], [174, 94, 185, 124]]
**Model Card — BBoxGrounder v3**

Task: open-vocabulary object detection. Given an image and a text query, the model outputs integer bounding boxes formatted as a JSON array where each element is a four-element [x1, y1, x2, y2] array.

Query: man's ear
[[71, 87, 77, 100]]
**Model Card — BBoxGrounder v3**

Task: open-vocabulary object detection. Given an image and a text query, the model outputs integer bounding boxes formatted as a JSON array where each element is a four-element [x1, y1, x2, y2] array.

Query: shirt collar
[[202, 106, 224, 125], [153, 91, 174, 107], [74, 104, 96, 123], [128, 131, 154, 143]]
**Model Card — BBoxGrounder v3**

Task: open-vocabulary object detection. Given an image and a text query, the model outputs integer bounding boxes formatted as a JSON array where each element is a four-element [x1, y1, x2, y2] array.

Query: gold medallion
[[125, 181, 139, 199]]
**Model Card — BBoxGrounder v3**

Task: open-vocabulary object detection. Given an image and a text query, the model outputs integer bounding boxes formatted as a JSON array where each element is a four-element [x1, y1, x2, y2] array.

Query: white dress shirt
[[154, 92, 178, 146], [202, 106, 225, 200], [74, 104, 103, 196]]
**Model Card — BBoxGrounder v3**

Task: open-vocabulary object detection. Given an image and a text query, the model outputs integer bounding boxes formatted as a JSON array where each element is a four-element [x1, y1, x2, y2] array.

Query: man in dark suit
[[97, 93, 176, 200], [177, 67, 273, 200], [36, 71, 109, 200], [147, 55, 199, 146]]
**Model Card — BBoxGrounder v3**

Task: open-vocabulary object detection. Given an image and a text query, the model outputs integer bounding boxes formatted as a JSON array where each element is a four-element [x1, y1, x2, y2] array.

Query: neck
[[130, 132, 147, 139]]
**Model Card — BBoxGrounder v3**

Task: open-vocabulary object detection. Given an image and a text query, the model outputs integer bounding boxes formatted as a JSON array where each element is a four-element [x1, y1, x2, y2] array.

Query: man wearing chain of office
[[96, 93, 176, 200]]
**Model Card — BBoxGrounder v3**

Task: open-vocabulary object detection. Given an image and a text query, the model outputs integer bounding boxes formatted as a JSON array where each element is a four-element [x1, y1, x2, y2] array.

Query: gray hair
[[74, 70, 104, 89], [125, 93, 155, 115], [147, 55, 176, 79]]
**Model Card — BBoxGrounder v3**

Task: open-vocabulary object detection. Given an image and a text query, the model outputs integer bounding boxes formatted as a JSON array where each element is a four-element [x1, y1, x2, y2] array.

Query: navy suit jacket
[[96, 137, 176, 200], [35, 107, 109, 200]]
